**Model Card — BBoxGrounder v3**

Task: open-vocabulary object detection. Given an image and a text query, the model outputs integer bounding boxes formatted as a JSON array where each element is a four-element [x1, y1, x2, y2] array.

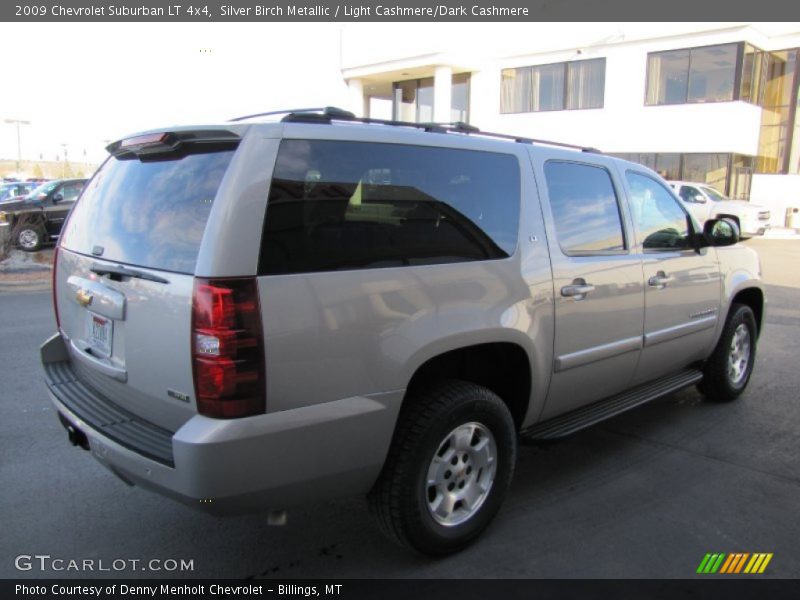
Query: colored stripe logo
[[696, 553, 773, 574]]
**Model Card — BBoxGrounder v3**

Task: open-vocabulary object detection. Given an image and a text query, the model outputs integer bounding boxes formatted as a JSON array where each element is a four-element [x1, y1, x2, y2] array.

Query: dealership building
[[340, 23, 800, 227]]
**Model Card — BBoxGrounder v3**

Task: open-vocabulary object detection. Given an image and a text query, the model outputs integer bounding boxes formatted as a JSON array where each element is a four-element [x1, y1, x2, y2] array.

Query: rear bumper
[[41, 332, 402, 514]]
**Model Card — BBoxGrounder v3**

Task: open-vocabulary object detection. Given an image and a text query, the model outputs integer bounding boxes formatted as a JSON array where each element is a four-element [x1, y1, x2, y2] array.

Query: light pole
[[61, 143, 68, 178], [4, 118, 31, 177]]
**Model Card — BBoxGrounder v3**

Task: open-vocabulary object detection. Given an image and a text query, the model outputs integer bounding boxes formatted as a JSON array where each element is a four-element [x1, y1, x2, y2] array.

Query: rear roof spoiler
[[107, 129, 241, 160]]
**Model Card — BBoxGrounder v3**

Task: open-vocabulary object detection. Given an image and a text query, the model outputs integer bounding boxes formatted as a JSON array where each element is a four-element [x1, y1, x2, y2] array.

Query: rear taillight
[[191, 278, 265, 419], [52, 246, 60, 330]]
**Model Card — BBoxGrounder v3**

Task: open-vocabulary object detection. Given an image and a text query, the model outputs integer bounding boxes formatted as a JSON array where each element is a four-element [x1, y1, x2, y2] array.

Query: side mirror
[[703, 217, 739, 247], [52, 193, 63, 204], [691, 193, 707, 204]]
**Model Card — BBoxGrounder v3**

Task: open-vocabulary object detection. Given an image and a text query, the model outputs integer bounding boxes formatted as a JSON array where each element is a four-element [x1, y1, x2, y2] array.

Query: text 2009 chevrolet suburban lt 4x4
[[41, 107, 764, 555]]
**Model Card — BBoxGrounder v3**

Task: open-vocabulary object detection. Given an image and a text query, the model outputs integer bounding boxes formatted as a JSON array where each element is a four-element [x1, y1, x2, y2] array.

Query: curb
[[0, 274, 52, 294]]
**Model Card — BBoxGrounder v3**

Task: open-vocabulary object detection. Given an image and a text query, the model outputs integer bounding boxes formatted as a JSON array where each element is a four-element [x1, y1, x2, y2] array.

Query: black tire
[[368, 380, 516, 555], [15, 225, 44, 252], [698, 303, 757, 402]]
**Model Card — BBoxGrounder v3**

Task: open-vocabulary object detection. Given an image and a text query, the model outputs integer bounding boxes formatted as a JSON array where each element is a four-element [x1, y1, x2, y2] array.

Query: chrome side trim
[[644, 315, 717, 347], [554, 336, 642, 373]]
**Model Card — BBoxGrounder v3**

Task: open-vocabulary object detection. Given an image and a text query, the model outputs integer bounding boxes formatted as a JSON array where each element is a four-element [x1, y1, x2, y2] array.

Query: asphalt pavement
[[1, 241, 798, 579]]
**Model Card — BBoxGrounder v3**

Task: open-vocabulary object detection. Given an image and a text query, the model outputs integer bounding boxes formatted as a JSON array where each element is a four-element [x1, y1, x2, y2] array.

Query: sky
[[0, 23, 352, 168], [2, 21, 798, 173]]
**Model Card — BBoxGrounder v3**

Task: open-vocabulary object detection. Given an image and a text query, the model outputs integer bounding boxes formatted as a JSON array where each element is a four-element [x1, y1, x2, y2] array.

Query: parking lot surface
[[1, 240, 798, 579]]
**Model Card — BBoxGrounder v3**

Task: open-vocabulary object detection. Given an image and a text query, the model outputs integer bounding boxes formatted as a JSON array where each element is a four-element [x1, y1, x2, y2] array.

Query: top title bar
[[3, 0, 800, 22]]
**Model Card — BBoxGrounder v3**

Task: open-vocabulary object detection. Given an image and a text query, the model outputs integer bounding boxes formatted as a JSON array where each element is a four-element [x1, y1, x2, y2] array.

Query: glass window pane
[[626, 171, 690, 251], [567, 58, 605, 109], [681, 153, 729, 191], [544, 161, 625, 254], [417, 77, 434, 122], [687, 44, 737, 102], [532, 63, 565, 111], [61, 150, 235, 274], [647, 50, 689, 105], [501, 67, 531, 113], [654, 154, 681, 180], [393, 80, 417, 121], [757, 50, 798, 174], [451, 72, 470, 122], [261, 140, 521, 275]]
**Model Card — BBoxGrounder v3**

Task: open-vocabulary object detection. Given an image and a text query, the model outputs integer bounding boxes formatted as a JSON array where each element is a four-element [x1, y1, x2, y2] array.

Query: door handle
[[561, 280, 596, 300], [648, 271, 674, 289]]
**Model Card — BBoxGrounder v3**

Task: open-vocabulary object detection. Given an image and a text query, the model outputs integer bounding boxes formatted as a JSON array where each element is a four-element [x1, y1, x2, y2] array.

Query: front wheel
[[698, 304, 758, 402], [368, 381, 516, 555]]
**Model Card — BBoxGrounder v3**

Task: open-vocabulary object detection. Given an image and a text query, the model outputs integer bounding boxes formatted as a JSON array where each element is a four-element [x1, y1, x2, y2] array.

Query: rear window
[[61, 149, 235, 274], [260, 140, 520, 275]]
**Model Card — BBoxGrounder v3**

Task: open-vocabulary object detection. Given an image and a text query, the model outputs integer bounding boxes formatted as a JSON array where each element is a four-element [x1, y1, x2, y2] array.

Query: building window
[[740, 43, 768, 105], [394, 78, 433, 122], [393, 73, 471, 123], [451, 72, 470, 122], [646, 43, 738, 105], [611, 153, 735, 197], [756, 49, 799, 174], [501, 58, 605, 113]]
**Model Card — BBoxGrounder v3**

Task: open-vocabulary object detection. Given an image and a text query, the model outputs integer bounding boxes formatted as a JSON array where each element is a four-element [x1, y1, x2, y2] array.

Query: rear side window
[[260, 140, 520, 275], [544, 161, 626, 255], [60, 150, 235, 274]]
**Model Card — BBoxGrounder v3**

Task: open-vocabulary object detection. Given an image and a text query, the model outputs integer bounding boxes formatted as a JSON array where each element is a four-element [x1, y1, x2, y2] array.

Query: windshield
[[700, 185, 729, 202], [24, 181, 58, 202]]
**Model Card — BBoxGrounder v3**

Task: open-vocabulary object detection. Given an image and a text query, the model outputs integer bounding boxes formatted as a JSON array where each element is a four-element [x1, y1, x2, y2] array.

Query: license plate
[[86, 312, 113, 358]]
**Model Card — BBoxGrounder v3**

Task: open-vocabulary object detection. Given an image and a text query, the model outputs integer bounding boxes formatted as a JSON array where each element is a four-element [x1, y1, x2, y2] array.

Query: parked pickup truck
[[41, 108, 764, 555], [668, 180, 771, 238], [0, 178, 87, 251]]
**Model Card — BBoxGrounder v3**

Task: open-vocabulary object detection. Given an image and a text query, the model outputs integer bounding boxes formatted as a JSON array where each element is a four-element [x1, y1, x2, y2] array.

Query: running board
[[520, 369, 703, 441]]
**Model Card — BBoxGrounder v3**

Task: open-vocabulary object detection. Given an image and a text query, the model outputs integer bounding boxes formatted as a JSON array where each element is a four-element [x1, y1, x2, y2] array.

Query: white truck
[[669, 180, 771, 238]]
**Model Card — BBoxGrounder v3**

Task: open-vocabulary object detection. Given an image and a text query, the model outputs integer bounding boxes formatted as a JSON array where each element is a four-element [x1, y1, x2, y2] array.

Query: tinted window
[[544, 161, 625, 254], [61, 150, 235, 274], [626, 172, 691, 251], [260, 140, 520, 275]]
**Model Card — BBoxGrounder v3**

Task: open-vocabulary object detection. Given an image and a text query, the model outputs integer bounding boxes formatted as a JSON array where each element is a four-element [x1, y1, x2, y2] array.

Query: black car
[[0, 178, 87, 251]]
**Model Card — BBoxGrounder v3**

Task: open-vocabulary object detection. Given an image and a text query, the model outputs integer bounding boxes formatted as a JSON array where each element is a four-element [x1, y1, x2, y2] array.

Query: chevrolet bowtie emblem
[[76, 289, 93, 307]]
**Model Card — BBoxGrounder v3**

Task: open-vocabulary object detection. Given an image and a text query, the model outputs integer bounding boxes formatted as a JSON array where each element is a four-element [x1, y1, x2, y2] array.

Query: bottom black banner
[[4, 579, 800, 600]]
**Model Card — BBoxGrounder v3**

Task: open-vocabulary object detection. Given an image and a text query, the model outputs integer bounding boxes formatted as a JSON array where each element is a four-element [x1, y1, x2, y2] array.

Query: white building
[[340, 23, 800, 226]]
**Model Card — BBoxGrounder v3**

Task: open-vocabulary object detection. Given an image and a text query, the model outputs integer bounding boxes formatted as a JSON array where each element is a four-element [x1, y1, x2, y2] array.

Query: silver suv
[[41, 108, 764, 555]]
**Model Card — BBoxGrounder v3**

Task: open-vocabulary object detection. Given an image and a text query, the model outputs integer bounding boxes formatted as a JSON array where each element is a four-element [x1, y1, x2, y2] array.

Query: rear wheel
[[368, 381, 516, 555], [698, 304, 757, 402], [16, 226, 44, 252]]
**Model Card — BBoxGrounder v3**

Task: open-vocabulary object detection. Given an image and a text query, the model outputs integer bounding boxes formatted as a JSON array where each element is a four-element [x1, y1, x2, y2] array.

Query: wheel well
[[406, 343, 531, 430], [731, 287, 764, 333], [716, 214, 740, 227]]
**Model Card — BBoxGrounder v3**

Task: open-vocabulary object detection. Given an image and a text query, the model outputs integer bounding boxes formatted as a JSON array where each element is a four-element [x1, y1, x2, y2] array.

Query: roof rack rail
[[228, 107, 356, 122], [253, 106, 601, 153]]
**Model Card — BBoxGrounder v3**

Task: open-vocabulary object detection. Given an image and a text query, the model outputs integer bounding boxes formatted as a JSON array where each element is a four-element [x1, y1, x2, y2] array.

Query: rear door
[[55, 134, 240, 431], [621, 170, 721, 385], [535, 156, 644, 420]]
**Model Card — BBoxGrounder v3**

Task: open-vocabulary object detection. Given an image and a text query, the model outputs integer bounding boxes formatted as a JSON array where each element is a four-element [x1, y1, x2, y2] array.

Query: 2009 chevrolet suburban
[[41, 107, 764, 555]]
